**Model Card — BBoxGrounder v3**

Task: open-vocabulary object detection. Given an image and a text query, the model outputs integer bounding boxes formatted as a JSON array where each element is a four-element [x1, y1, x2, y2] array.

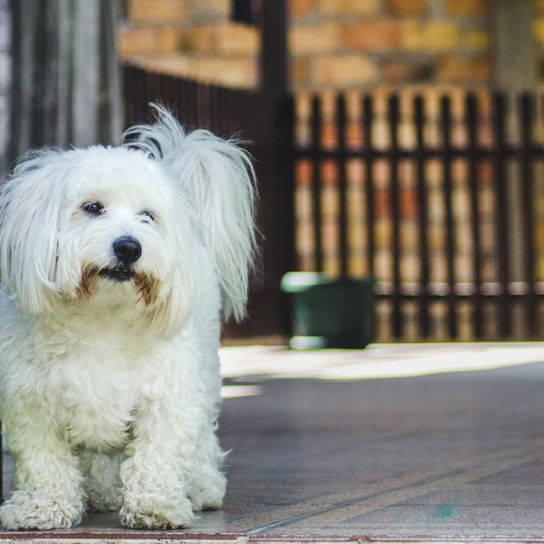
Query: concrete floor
[[2, 343, 544, 543]]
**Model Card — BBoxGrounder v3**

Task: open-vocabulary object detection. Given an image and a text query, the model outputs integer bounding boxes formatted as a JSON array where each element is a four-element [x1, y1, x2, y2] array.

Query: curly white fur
[[0, 106, 255, 530]]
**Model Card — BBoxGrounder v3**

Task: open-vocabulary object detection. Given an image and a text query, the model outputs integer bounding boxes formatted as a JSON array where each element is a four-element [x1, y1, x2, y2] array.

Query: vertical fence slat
[[187, 79, 199, 128], [147, 70, 160, 121], [336, 94, 349, 277], [363, 96, 376, 278], [414, 96, 430, 338], [167, 73, 178, 113], [466, 93, 484, 339], [388, 95, 402, 339], [310, 95, 323, 271], [178, 76, 189, 126], [492, 92, 510, 338], [197, 83, 211, 129], [520, 92, 537, 337], [440, 96, 457, 339], [136, 65, 147, 122]]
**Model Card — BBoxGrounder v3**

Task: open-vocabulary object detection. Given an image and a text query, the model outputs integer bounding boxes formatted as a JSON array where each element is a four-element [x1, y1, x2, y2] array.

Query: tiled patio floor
[[3, 343, 544, 543]]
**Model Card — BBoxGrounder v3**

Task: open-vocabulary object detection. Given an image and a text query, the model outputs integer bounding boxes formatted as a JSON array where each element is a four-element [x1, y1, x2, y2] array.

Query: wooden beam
[[260, 0, 288, 93]]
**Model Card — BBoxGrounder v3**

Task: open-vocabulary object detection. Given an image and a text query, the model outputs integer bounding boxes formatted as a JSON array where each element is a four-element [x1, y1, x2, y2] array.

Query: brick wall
[[118, 0, 499, 90], [118, 0, 259, 88], [289, 0, 492, 90]]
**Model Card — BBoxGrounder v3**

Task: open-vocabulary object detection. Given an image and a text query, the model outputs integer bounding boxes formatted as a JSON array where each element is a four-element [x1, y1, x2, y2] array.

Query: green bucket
[[280, 272, 375, 349]]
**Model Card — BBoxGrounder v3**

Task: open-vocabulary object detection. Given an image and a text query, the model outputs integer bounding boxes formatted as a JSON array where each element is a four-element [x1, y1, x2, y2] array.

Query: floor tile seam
[[244, 449, 537, 535], [280, 452, 539, 528], [229, 446, 538, 529]]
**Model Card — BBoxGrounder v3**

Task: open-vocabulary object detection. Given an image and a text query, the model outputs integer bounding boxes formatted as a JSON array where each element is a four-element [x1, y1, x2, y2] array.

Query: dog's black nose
[[113, 236, 142, 264]]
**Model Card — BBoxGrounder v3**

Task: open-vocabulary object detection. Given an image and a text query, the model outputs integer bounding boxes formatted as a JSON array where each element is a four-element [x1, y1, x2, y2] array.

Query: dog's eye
[[141, 210, 156, 222], [82, 202, 104, 215]]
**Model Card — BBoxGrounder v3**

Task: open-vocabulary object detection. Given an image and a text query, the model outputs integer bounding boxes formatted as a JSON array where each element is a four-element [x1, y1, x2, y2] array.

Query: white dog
[[0, 107, 255, 530]]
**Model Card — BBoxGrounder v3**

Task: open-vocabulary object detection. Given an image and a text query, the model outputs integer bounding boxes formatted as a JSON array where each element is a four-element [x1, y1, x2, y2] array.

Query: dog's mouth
[[77, 265, 160, 306], [99, 267, 133, 282]]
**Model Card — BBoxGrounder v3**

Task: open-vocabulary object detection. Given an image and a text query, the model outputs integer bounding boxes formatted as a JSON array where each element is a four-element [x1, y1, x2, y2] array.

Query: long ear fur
[[124, 105, 256, 322], [0, 150, 72, 313]]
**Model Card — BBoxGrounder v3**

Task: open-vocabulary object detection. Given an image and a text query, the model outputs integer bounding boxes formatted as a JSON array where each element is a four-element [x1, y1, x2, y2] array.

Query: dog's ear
[[0, 150, 70, 313], [125, 105, 256, 322]]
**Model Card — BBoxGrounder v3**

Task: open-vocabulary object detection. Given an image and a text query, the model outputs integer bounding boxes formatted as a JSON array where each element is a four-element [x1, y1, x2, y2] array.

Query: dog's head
[[0, 146, 200, 334], [0, 109, 256, 335]]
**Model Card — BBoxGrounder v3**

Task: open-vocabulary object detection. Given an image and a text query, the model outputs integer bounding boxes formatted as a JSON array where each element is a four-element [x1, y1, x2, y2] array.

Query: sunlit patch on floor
[[220, 342, 544, 381], [221, 384, 263, 399]]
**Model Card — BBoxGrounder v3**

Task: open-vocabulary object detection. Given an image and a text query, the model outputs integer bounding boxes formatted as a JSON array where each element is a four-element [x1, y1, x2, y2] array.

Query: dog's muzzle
[[78, 235, 159, 304], [95, 236, 142, 283]]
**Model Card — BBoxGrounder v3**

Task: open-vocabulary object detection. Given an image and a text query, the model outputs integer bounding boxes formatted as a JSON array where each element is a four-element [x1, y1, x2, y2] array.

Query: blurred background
[[1, 0, 544, 345]]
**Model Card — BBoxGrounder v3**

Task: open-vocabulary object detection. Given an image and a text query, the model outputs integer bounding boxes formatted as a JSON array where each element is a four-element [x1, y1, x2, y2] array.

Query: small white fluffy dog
[[0, 107, 255, 530]]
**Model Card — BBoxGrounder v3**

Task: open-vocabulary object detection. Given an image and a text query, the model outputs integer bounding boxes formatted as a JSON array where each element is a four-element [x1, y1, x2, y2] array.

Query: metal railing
[[294, 91, 544, 340]]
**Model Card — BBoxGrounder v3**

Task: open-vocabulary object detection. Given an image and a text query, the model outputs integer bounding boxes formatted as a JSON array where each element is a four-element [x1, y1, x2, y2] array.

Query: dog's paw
[[188, 470, 226, 511], [86, 489, 121, 513], [0, 490, 84, 530], [120, 494, 195, 529], [81, 450, 123, 513]]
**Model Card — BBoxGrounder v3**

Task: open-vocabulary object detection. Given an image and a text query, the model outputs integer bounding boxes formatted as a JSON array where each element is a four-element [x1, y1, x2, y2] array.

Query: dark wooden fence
[[294, 90, 544, 341], [123, 63, 295, 340], [123, 64, 544, 342]]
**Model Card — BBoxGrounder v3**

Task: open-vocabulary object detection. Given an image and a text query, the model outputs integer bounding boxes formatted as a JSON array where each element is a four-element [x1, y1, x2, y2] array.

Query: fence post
[[255, 0, 294, 338], [260, 0, 287, 93], [248, 93, 295, 339]]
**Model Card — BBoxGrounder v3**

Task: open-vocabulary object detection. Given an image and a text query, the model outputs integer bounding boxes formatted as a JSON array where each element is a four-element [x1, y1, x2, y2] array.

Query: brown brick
[[383, 60, 434, 84], [402, 21, 459, 51], [195, 56, 257, 87], [342, 21, 400, 50], [183, 26, 216, 53], [401, 190, 417, 219], [400, 20, 423, 50], [437, 56, 492, 82], [384, 0, 427, 16], [296, 160, 312, 186], [184, 23, 258, 55], [128, 53, 256, 89], [118, 27, 151, 57], [346, 121, 362, 143], [463, 28, 490, 50], [291, 57, 311, 88], [444, 0, 491, 16], [313, 55, 379, 88], [128, 0, 189, 23], [118, 26, 182, 56], [290, 0, 313, 18], [321, 121, 337, 148], [317, 0, 378, 17], [375, 190, 390, 218], [321, 160, 337, 185], [187, 0, 229, 20], [425, 21, 460, 51], [216, 23, 259, 55], [290, 23, 340, 55]]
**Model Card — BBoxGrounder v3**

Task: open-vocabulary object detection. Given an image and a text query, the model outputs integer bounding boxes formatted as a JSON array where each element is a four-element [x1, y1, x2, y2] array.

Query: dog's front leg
[[119, 368, 201, 529], [0, 412, 84, 530]]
